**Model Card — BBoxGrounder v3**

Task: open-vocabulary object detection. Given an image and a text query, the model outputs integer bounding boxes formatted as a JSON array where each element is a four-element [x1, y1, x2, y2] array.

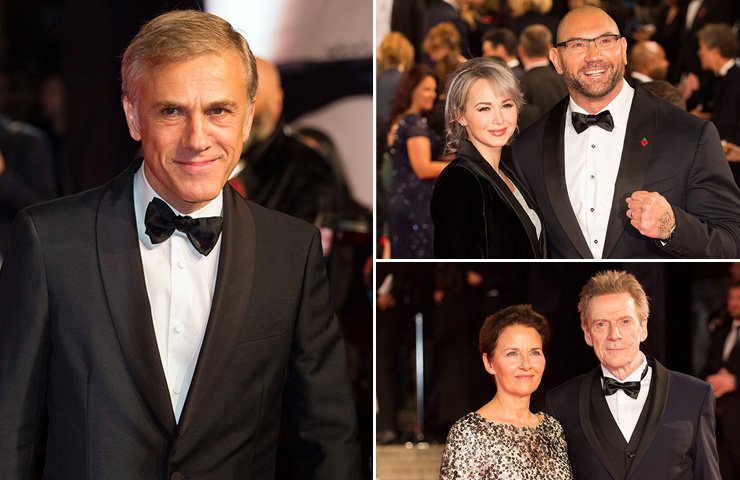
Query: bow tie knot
[[572, 110, 614, 134], [144, 197, 223, 256], [601, 364, 648, 400]]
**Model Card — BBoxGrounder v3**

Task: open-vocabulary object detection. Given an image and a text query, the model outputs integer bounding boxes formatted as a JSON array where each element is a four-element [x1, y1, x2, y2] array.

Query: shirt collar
[[601, 351, 648, 381], [443, 0, 461, 12], [134, 163, 224, 247], [567, 78, 635, 132], [525, 60, 551, 71], [718, 58, 736, 77], [630, 71, 653, 83]]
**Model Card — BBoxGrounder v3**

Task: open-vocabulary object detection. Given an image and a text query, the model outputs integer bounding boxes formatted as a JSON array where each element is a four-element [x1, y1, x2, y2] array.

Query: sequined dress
[[439, 412, 573, 480], [386, 114, 442, 259]]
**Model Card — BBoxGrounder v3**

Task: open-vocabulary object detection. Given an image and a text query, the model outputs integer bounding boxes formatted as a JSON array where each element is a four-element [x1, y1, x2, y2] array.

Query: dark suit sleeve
[[693, 384, 721, 479], [662, 121, 740, 258], [430, 166, 487, 258], [0, 127, 57, 211], [0, 210, 51, 478], [282, 228, 360, 479]]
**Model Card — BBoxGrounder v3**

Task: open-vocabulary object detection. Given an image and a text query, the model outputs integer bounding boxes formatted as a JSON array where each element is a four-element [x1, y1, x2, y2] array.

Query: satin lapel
[[578, 367, 620, 479], [176, 186, 256, 439], [602, 86, 656, 258], [458, 141, 542, 258], [627, 357, 669, 478], [98, 160, 176, 435], [543, 98, 593, 258]]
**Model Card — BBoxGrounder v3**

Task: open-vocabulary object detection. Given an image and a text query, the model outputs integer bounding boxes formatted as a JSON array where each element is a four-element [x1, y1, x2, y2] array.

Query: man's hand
[[682, 73, 700, 100], [626, 191, 676, 240], [706, 367, 737, 398], [725, 142, 740, 162]]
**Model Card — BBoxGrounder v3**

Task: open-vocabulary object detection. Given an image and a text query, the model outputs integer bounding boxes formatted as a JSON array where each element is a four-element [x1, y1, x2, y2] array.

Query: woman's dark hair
[[479, 304, 550, 357], [387, 64, 435, 128]]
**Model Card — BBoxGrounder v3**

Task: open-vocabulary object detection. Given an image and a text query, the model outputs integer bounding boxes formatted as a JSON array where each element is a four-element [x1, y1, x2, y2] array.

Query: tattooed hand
[[625, 191, 676, 240]]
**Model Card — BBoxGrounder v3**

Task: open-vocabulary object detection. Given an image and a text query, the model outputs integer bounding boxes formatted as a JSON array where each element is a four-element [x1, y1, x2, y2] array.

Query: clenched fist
[[626, 191, 675, 240]]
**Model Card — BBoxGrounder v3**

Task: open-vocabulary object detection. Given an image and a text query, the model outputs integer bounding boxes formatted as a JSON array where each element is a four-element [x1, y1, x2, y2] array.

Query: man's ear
[[122, 96, 142, 141], [549, 47, 563, 75], [582, 322, 594, 347], [242, 100, 256, 143]]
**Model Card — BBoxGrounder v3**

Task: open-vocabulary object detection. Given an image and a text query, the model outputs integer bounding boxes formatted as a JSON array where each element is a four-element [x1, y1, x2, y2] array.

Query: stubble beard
[[562, 60, 625, 99]]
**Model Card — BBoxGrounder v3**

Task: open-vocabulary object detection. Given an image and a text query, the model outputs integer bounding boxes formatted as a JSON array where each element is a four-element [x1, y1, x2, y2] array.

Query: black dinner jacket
[[546, 357, 720, 479], [512, 83, 740, 258], [430, 139, 544, 258], [0, 159, 359, 479]]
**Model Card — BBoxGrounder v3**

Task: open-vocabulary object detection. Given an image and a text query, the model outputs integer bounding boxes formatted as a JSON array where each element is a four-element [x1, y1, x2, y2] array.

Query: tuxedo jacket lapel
[[544, 98, 593, 258], [97, 160, 176, 435], [578, 367, 621, 479], [458, 140, 543, 257], [176, 185, 257, 439], [602, 86, 656, 258], [627, 357, 669, 478]]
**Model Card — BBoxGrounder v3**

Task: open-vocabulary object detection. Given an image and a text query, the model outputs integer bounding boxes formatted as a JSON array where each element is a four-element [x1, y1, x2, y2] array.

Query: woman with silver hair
[[430, 57, 545, 258]]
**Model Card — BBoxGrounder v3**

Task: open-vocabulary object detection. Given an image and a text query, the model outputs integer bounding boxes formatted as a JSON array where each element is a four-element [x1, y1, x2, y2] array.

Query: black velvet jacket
[[430, 139, 545, 258]]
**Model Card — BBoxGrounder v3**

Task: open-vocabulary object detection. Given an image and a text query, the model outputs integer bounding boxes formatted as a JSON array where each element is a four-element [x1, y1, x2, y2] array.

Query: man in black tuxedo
[[517, 23, 568, 129], [547, 270, 720, 479], [0, 10, 359, 480], [512, 5, 740, 258], [704, 281, 740, 479]]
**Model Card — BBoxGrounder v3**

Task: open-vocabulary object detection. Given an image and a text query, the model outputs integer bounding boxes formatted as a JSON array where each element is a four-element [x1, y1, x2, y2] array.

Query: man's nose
[[184, 115, 211, 151]]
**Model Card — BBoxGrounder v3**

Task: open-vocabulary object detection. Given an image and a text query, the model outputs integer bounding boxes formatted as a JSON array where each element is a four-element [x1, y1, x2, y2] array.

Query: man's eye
[[163, 108, 178, 115], [571, 41, 587, 49], [211, 108, 226, 115]]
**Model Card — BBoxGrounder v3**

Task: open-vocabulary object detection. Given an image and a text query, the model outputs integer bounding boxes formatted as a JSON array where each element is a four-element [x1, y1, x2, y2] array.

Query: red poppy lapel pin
[[698, 9, 706, 18], [641, 137, 648, 146]]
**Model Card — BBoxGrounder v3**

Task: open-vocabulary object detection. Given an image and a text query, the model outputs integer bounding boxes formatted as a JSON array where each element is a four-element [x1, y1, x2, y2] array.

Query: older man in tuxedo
[[0, 10, 359, 480], [512, 6, 740, 258], [547, 270, 720, 479]]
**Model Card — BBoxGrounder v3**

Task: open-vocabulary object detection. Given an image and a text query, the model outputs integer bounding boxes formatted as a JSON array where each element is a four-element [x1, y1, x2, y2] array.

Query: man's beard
[[562, 60, 624, 99]]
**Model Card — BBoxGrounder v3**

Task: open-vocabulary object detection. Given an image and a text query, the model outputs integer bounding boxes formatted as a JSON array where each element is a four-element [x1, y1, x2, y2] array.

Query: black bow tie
[[601, 364, 648, 400], [144, 197, 223, 256], [572, 110, 614, 134]]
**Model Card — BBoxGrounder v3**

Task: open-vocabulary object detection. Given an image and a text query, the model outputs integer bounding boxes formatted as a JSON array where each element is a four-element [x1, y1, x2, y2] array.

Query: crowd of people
[[377, 0, 740, 259]]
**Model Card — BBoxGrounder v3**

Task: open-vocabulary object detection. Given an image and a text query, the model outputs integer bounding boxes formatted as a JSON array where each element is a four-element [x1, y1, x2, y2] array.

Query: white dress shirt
[[133, 166, 223, 422], [565, 79, 635, 258], [601, 353, 652, 443]]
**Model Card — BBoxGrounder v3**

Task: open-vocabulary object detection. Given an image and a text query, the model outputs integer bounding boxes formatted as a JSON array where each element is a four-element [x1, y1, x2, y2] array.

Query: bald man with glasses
[[511, 6, 740, 259]]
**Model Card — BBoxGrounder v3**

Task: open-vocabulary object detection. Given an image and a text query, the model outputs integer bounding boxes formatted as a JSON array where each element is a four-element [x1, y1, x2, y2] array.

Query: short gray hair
[[578, 270, 650, 326], [444, 57, 524, 152], [121, 10, 258, 106]]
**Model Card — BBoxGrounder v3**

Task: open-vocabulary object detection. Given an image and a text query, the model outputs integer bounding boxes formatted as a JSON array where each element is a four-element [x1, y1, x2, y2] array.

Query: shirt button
[[590, 175, 594, 179], [590, 208, 595, 212], [591, 144, 596, 148], [173, 386, 181, 395], [594, 239, 599, 244], [174, 323, 184, 333], [177, 260, 185, 269]]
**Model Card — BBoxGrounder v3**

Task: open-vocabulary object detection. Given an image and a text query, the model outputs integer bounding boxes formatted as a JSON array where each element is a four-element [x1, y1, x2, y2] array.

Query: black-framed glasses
[[555, 34, 622, 54]]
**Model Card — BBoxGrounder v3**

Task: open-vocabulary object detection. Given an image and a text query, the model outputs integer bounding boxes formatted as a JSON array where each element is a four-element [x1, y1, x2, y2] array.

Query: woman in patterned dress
[[385, 64, 449, 258], [439, 305, 573, 479]]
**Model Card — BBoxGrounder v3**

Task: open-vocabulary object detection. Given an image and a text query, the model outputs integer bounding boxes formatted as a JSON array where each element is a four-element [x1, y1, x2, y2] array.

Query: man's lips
[[175, 159, 217, 172], [581, 64, 610, 78]]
